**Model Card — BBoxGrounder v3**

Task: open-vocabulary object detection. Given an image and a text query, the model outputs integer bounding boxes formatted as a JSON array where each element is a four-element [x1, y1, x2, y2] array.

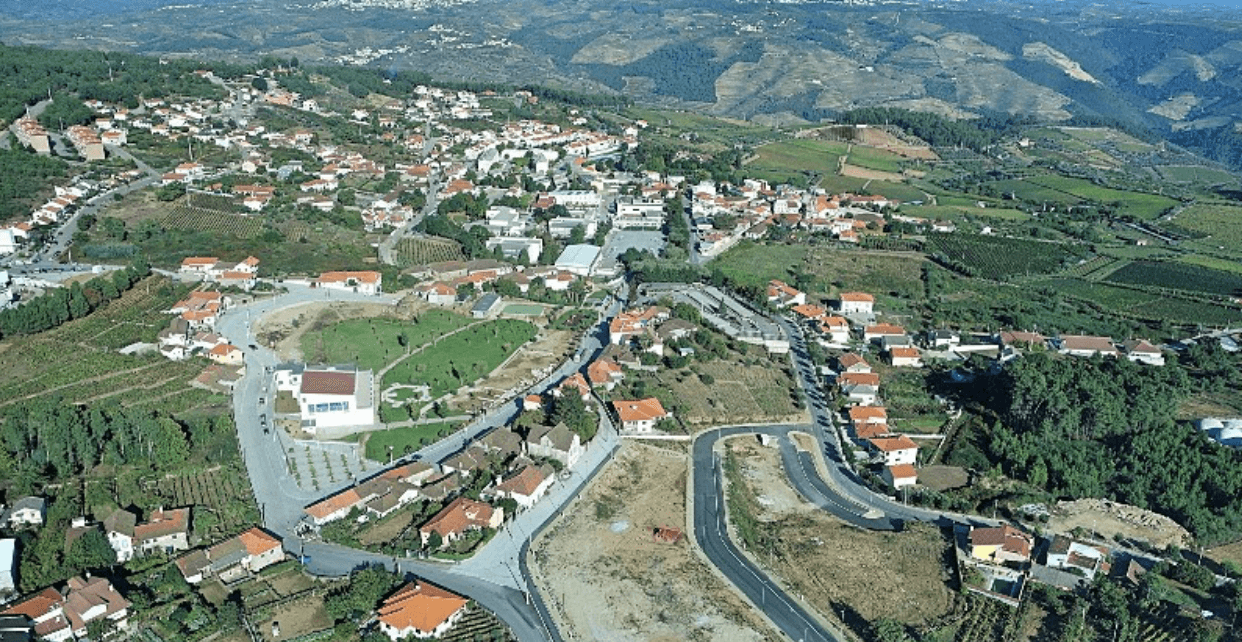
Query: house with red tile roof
[[836, 292, 874, 315], [612, 398, 671, 433], [863, 323, 906, 344], [176, 527, 284, 584], [888, 346, 923, 367], [884, 464, 918, 489], [587, 358, 624, 390], [868, 435, 918, 466], [553, 373, 591, 402], [489, 465, 554, 509], [766, 280, 805, 308], [818, 316, 851, 344], [5, 576, 132, 641], [1122, 339, 1165, 366], [791, 304, 827, 321], [838, 353, 871, 374], [1058, 335, 1118, 358], [304, 489, 364, 526], [314, 271, 382, 295], [848, 406, 887, 432], [133, 508, 191, 556], [376, 581, 469, 640], [419, 497, 503, 548], [274, 364, 376, 432], [969, 525, 1034, 565]]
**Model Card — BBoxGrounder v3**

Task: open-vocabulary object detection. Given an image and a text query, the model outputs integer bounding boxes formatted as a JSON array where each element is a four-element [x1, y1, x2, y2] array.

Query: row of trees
[[0, 258, 151, 339]]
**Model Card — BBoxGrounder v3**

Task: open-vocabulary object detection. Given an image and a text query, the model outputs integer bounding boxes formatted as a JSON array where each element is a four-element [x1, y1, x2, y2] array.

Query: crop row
[[159, 205, 264, 239], [928, 233, 1085, 279]]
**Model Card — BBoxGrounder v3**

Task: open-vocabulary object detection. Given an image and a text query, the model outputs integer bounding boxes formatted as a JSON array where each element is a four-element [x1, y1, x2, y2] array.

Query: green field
[[748, 139, 848, 180], [1026, 175, 1177, 219], [928, 233, 1087, 279], [902, 204, 1031, 222], [714, 241, 808, 290], [1178, 254, 1242, 276], [845, 145, 907, 173], [300, 310, 474, 372], [1157, 165, 1238, 185], [1038, 278, 1242, 325], [503, 303, 545, 316], [1168, 203, 1242, 250], [988, 178, 1082, 205], [382, 319, 537, 397], [1105, 260, 1242, 297], [362, 421, 462, 461]]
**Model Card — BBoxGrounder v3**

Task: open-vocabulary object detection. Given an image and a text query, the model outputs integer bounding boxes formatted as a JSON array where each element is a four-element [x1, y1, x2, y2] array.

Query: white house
[[8, 496, 45, 527], [869, 435, 918, 466], [1123, 339, 1165, 366], [837, 292, 874, 315], [0, 538, 15, 595], [314, 271, 382, 295], [274, 365, 376, 431], [490, 465, 554, 509], [612, 398, 671, 433], [883, 464, 918, 489], [377, 582, 469, 640]]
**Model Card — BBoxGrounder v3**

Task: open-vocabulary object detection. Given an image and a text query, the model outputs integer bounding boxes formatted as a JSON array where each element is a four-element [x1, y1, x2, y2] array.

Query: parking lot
[[597, 230, 666, 273]]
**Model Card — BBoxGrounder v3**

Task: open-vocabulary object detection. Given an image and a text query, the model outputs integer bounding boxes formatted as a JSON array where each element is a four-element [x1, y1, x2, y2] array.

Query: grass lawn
[[804, 247, 927, 313], [299, 309, 473, 372], [382, 319, 537, 397], [1026, 175, 1177, 220], [503, 303, 545, 316], [713, 241, 808, 290], [363, 421, 462, 460]]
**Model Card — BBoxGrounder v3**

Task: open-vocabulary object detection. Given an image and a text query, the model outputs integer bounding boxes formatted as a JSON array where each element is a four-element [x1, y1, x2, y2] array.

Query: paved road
[[692, 425, 843, 642]]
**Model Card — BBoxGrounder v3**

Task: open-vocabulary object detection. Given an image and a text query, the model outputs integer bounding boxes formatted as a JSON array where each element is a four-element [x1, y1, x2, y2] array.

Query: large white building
[[554, 244, 601, 277], [275, 365, 376, 432], [612, 197, 666, 230]]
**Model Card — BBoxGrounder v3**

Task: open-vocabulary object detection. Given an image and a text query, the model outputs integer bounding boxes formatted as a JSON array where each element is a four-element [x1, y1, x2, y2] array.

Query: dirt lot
[[727, 437, 957, 630], [255, 593, 334, 642], [919, 465, 970, 492], [665, 359, 806, 428], [531, 442, 778, 642], [840, 164, 907, 182], [1048, 498, 1191, 549]]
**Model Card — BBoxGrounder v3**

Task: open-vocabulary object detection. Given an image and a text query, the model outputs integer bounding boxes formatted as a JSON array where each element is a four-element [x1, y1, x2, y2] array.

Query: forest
[[0, 146, 69, 220], [970, 348, 1242, 544]]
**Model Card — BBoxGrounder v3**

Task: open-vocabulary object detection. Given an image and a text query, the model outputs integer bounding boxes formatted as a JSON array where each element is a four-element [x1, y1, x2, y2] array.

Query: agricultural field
[[987, 178, 1082, 206], [1104, 260, 1242, 297], [153, 465, 260, 542], [394, 235, 464, 267], [845, 144, 908, 173], [1177, 254, 1242, 276], [1157, 165, 1239, 185], [299, 309, 473, 372], [927, 233, 1088, 279], [747, 139, 848, 180], [660, 357, 803, 427], [903, 204, 1030, 222], [1037, 278, 1242, 326], [157, 202, 264, 239], [0, 276, 223, 414], [1024, 175, 1178, 220], [1167, 203, 1242, 253], [713, 241, 808, 290], [382, 319, 537, 398]]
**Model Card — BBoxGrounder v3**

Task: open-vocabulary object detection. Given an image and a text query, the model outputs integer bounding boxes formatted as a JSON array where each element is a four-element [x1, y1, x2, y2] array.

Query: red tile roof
[[305, 489, 362, 520], [887, 463, 917, 480], [869, 435, 918, 452], [301, 371, 355, 396], [420, 497, 495, 540], [238, 527, 282, 556], [494, 466, 547, 498], [839, 292, 874, 302], [613, 398, 668, 423], [377, 582, 468, 637]]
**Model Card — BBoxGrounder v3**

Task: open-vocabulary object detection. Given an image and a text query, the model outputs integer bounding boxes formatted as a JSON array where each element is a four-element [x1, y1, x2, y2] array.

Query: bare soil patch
[[531, 442, 777, 642], [1048, 498, 1191, 549], [1207, 540, 1242, 567], [728, 438, 957, 630], [255, 593, 334, 642], [840, 164, 907, 182]]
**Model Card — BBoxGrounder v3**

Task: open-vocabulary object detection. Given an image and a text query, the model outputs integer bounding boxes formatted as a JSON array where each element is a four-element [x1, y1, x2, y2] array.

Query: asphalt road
[[692, 425, 844, 642]]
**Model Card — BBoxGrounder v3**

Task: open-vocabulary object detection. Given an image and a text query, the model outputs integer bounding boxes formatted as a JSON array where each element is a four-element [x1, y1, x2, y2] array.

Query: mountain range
[[2, 0, 1241, 161]]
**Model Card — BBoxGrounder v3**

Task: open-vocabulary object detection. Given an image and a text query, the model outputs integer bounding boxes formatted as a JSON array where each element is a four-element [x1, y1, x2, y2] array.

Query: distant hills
[[2, 0, 1241, 165]]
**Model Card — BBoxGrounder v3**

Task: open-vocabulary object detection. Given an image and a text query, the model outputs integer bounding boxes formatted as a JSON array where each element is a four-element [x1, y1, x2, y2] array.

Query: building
[[868, 435, 918, 466], [304, 489, 364, 526], [554, 244, 601, 277], [175, 527, 284, 584], [1044, 535, 1109, 580], [525, 423, 585, 468], [376, 581, 469, 640], [8, 497, 45, 528], [0, 539, 14, 596], [471, 293, 503, 318], [612, 398, 671, 433], [490, 465, 554, 509], [1122, 339, 1165, 366], [863, 323, 906, 344], [587, 358, 624, 391], [884, 464, 918, 489], [819, 316, 851, 344], [419, 497, 503, 548], [3, 577, 131, 642], [134, 508, 191, 556], [314, 271, 382, 295], [766, 280, 806, 308], [888, 346, 923, 367], [2, 588, 65, 642], [1058, 335, 1118, 358], [837, 292, 874, 315], [969, 525, 1034, 565], [13, 118, 50, 154], [102, 510, 137, 562], [848, 406, 887, 434], [838, 353, 871, 374], [612, 197, 666, 229], [274, 365, 376, 431]]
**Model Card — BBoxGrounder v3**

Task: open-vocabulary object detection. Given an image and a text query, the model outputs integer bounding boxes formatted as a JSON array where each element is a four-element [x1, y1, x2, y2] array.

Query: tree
[[66, 529, 118, 574], [569, 224, 586, 245], [427, 531, 443, 550], [871, 618, 911, 642], [456, 282, 476, 299], [324, 565, 399, 624]]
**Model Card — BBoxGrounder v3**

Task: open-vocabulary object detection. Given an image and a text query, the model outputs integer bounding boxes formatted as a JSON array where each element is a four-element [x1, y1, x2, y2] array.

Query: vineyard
[[395, 236, 464, 267], [1060, 256, 1123, 280], [950, 595, 1016, 642], [927, 233, 1087, 279], [158, 203, 264, 239], [1105, 261, 1242, 297], [152, 465, 259, 541], [1038, 278, 1242, 326]]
